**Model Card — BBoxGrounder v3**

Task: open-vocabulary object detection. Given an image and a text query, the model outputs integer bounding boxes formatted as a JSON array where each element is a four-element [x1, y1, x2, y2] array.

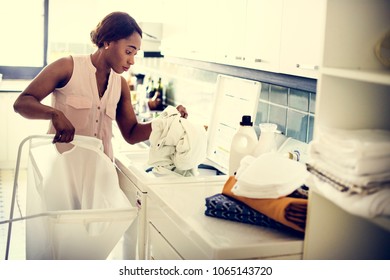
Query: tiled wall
[[257, 84, 316, 143], [131, 58, 316, 143]]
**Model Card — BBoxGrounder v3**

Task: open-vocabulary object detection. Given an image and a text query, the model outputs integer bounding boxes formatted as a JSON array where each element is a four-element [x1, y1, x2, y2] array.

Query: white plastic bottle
[[228, 115, 258, 176], [252, 123, 278, 157]]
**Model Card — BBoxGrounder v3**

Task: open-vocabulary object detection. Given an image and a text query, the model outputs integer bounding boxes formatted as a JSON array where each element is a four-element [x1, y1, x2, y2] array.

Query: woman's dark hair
[[90, 11, 142, 48]]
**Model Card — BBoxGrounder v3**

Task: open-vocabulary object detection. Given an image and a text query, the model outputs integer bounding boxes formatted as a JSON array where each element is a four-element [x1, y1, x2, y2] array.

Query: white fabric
[[309, 127, 390, 177], [308, 127, 390, 193], [26, 136, 135, 260], [307, 125, 390, 220], [310, 140, 390, 176], [312, 176, 390, 218], [232, 153, 309, 199], [148, 106, 207, 176], [307, 154, 390, 192], [317, 127, 390, 158]]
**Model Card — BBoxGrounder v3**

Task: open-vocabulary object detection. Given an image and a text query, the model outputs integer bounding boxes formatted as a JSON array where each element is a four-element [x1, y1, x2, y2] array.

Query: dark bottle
[[147, 79, 156, 99], [148, 77, 164, 111], [156, 77, 166, 109]]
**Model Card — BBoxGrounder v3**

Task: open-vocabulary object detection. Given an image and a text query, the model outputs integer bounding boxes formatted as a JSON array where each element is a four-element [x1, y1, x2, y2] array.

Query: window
[[0, 0, 46, 78], [0, 0, 138, 79], [47, 0, 134, 63]]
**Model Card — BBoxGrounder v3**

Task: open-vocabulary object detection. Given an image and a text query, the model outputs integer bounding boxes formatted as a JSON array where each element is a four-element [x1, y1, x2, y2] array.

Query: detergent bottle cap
[[240, 115, 253, 126]]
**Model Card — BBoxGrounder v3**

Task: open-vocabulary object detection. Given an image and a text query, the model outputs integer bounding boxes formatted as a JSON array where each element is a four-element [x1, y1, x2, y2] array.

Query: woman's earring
[[105, 46, 109, 50]]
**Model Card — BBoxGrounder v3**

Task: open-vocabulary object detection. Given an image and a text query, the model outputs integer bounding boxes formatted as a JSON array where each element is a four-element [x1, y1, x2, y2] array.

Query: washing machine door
[[111, 168, 147, 260]]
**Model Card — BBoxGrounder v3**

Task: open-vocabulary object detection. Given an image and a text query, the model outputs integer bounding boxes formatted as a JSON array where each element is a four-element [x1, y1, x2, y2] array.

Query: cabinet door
[[147, 223, 183, 260], [160, 0, 189, 57], [185, 0, 218, 62], [279, 0, 326, 79], [215, 0, 247, 66], [244, 0, 283, 72]]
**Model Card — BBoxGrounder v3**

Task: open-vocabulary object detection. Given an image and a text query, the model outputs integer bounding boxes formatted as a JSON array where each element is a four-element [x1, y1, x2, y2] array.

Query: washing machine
[[114, 74, 262, 259], [145, 181, 304, 260], [144, 137, 310, 260]]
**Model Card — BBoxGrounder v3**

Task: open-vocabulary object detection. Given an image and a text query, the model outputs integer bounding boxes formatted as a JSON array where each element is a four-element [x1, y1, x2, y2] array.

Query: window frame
[[0, 0, 48, 79]]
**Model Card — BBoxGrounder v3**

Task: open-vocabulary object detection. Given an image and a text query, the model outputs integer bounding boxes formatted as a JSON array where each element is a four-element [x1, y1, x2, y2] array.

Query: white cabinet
[[303, 0, 390, 259], [147, 223, 183, 260], [214, 0, 247, 66], [162, 0, 246, 65], [184, 0, 218, 62], [161, 0, 326, 79], [160, 0, 189, 58], [161, 0, 220, 62], [304, 190, 390, 259], [244, 0, 283, 72], [146, 182, 304, 260], [279, 0, 326, 79], [116, 167, 147, 260]]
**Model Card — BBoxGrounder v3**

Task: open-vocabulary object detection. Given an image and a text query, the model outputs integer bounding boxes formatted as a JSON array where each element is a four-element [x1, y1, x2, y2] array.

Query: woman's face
[[105, 32, 142, 74]]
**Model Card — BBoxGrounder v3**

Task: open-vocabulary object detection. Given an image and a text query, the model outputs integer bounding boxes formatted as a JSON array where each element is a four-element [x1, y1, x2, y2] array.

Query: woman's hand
[[176, 105, 188, 118], [51, 110, 76, 143]]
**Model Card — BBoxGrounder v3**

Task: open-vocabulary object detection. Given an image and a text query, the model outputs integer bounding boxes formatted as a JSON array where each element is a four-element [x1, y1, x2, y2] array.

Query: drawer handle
[[296, 64, 319, 70], [254, 58, 271, 64]]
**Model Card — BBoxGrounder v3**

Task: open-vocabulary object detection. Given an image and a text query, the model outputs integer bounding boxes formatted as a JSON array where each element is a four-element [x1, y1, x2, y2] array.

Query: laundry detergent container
[[25, 136, 136, 260]]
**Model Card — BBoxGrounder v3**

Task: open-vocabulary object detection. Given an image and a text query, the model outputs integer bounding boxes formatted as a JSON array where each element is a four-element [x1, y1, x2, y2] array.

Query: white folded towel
[[308, 127, 390, 193], [310, 140, 390, 176], [312, 176, 390, 218], [309, 142, 390, 186], [317, 127, 390, 159], [148, 106, 207, 176]]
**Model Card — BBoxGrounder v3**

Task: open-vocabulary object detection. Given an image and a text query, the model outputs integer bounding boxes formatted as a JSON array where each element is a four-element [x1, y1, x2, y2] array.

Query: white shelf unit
[[304, 0, 390, 259]]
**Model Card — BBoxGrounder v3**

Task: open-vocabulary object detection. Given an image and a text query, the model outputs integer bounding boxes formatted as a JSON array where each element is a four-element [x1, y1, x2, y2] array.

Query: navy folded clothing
[[205, 193, 302, 235]]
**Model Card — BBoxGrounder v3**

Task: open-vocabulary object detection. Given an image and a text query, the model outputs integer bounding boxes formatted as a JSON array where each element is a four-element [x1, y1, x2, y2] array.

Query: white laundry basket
[[41, 208, 136, 260], [6, 135, 137, 260]]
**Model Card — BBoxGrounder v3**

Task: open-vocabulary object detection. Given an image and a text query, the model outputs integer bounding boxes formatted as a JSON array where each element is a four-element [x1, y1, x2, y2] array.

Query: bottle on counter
[[147, 78, 155, 98], [252, 123, 278, 157], [228, 115, 258, 176], [157, 77, 166, 109], [137, 76, 151, 114], [148, 77, 164, 111]]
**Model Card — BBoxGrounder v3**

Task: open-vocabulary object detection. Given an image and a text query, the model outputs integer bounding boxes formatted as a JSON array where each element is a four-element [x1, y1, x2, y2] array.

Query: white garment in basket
[[26, 136, 135, 260]]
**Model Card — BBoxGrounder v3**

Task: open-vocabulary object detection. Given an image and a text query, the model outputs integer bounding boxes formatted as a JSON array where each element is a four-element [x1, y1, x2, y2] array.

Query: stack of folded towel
[[307, 126, 390, 218], [205, 152, 310, 234]]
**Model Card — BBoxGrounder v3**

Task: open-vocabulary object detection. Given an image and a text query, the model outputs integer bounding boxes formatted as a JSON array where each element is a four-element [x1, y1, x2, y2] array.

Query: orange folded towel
[[222, 176, 307, 233]]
